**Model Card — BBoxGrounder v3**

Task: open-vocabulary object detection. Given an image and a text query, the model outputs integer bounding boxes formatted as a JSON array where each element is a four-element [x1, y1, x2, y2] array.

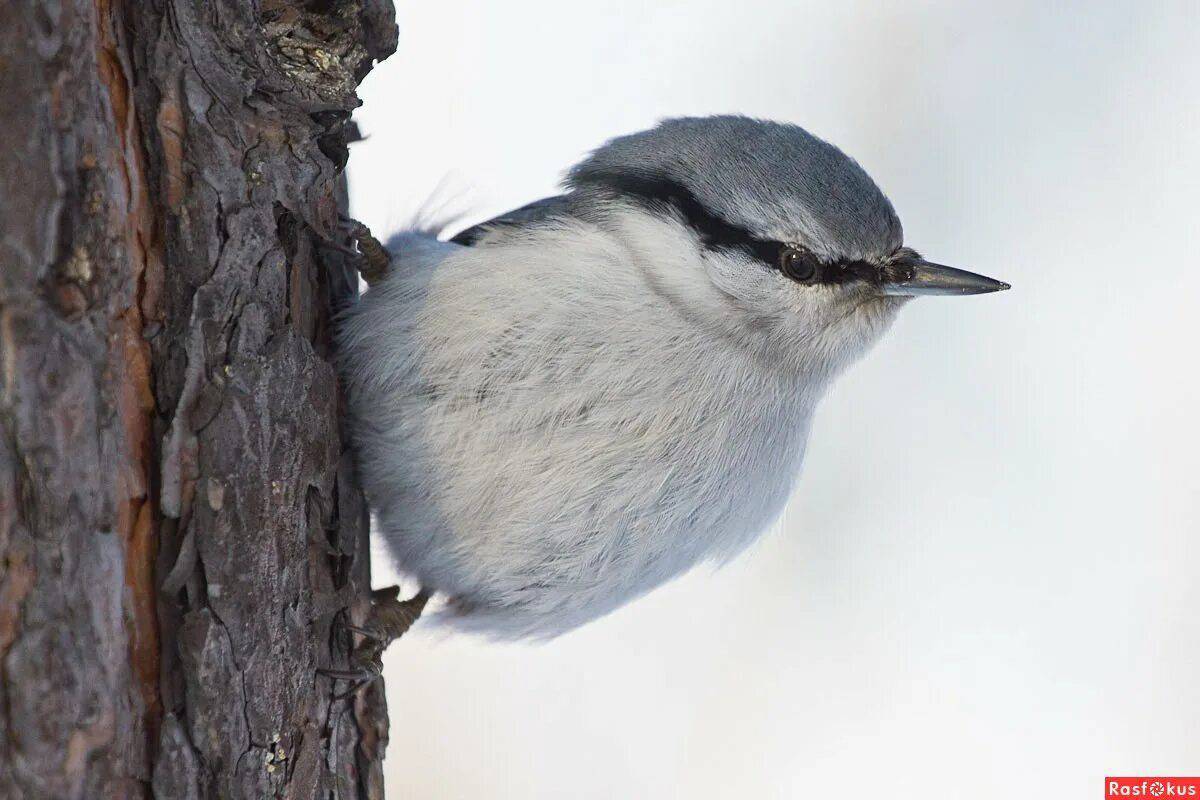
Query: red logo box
[[1107, 778, 1200, 797]]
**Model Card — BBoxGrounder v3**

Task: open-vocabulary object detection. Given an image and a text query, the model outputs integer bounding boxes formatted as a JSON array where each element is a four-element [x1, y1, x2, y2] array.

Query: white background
[[347, 2, 1200, 797]]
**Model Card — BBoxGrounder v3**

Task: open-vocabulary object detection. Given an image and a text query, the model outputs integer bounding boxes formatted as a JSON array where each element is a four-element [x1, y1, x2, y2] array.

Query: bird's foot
[[350, 585, 432, 644], [336, 216, 392, 285], [318, 586, 431, 697]]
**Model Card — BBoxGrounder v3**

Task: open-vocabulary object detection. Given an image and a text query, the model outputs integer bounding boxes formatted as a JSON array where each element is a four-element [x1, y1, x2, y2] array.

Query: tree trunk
[[0, 1, 397, 798]]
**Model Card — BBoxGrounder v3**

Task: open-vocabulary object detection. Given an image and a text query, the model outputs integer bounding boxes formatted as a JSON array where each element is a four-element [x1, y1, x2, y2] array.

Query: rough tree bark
[[0, 1, 397, 798]]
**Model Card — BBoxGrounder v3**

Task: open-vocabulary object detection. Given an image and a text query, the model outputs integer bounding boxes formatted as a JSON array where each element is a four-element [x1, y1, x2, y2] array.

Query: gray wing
[[450, 195, 572, 246]]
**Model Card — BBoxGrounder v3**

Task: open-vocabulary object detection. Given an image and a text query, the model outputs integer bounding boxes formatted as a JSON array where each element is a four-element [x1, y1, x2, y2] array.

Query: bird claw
[[319, 238, 359, 257], [317, 665, 382, 702], [318, 666, 379, 682], [321, 217, 392, 284], [342, 624, 385, 641]]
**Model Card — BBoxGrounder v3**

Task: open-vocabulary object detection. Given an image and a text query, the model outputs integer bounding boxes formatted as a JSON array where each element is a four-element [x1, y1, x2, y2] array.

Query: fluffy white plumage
[[336, 116, 1002, 639]]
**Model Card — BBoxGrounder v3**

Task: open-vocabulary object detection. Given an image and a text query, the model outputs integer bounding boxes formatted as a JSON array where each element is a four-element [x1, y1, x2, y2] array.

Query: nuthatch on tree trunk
[[336, 115, 1008, 644]]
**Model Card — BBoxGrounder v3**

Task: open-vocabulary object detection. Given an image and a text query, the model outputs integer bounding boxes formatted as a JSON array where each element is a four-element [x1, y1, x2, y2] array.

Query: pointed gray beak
[[882, 258, 1010, 296]]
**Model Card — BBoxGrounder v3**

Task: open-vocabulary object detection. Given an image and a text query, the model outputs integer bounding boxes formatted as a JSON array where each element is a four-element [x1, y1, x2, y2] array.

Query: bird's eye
[[779, 245, 818, 283]]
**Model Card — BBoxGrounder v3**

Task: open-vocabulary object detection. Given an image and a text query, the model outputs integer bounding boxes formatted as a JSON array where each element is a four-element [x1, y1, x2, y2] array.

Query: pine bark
[[0, 1, 397, 798]]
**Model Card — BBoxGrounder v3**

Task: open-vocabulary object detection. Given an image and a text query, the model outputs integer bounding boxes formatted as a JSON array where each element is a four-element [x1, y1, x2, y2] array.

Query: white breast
[[338, 217, 825, 639]]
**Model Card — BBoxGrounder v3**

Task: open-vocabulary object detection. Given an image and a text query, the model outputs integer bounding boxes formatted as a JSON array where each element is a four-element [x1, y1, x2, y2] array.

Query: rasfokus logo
[[1107, 778, 1200, 797]]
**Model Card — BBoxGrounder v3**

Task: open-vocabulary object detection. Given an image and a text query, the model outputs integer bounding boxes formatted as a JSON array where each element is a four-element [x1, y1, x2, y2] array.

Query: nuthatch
[[337, 115, 1008, 644]]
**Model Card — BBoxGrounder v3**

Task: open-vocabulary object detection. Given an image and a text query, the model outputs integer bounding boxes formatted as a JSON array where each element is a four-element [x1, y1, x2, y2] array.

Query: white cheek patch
[[702, 250, 787, 309]]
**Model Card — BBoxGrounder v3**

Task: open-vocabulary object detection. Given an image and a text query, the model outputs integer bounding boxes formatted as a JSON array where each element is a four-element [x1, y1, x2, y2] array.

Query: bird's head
[[567, 115, 1008, 374]]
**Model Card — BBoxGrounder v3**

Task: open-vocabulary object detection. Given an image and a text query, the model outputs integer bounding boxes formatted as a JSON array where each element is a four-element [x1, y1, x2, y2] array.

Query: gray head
[[566, 115, 1008, 315]]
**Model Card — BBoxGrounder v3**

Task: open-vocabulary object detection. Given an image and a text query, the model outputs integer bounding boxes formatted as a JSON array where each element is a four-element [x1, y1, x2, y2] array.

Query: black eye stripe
[[576, 170, 773, 255], [573, 169, 878, 285]]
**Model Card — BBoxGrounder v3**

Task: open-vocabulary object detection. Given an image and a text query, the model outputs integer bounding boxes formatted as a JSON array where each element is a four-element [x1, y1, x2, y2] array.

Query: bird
[[334, 114, 1008, 646]]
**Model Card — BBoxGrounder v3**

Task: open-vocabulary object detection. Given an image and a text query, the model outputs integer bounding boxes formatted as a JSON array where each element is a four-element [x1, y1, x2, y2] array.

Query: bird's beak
[[881, 257, 1010, 296]]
